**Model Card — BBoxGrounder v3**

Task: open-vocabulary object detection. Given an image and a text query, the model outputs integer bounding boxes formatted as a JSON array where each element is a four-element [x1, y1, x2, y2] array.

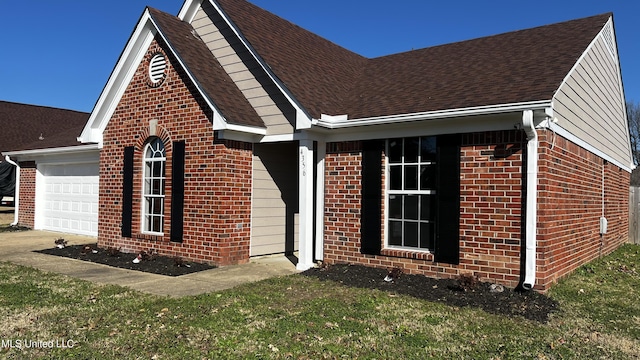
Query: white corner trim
[[320, 114, 348, 122]]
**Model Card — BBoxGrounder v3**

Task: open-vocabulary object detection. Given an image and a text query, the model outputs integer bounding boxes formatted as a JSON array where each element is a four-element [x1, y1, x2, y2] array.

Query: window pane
[[404, 222, 418, 247], [152, 179, 163, 195], [388, 195, 402, 219], [405, 137, 419, 163], [153, 198, 164, 214], [144, 178, 152, 194], [405, 195, 419, 220], [389, 139, 402, 163], [390, 166, 402, 190], [145, 161, 152, 177], [404, 165, 418, 190], [420, 195, 435, 221], [421, 137, 437, 162], [389, 221, 403, 246], [152, 161, 164, 177], [420, 164, 436, 190], [420, 222, 434, 250], [152, 216, 162, 233]]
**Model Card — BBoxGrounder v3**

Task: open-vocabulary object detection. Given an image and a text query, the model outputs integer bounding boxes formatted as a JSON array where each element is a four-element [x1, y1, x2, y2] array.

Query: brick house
[[8, 0, 633, 291]]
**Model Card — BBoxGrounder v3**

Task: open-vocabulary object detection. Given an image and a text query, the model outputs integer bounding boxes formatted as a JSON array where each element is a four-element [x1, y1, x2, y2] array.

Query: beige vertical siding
[[553, 27, 632, 167], [190, 2, 295, 135], [251, 143, 299, 256]]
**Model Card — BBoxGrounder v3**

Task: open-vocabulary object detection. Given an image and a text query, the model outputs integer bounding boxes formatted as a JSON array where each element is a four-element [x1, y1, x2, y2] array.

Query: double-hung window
[[143, 138, 166, 234], [387, 136, 437, 250]]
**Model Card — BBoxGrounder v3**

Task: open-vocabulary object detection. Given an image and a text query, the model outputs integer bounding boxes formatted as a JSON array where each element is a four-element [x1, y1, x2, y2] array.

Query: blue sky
[[0, 1, 638, 113]]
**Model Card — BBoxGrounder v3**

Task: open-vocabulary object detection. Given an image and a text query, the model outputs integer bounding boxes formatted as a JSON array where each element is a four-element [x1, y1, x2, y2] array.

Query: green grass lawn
[[0, 245, 639, 359]]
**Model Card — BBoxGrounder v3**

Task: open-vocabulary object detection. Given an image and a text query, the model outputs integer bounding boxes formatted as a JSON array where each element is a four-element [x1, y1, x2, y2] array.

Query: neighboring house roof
[[149, 7, 265, 128], [0, 101, 89, 156]]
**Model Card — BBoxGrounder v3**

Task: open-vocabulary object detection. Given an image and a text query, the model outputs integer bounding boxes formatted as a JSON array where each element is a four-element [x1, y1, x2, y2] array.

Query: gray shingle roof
[[0, 101, 89, 155], [145, 3, 612, 125]]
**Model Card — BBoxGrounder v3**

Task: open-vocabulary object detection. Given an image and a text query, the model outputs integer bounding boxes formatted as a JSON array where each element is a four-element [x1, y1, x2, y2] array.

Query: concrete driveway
[[0, 230, 299, 297]]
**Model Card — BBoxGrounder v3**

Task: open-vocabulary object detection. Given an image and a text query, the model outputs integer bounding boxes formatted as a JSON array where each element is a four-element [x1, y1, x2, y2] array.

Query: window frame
[[385, 136, 437, 252], [141, 138, 166, 235]]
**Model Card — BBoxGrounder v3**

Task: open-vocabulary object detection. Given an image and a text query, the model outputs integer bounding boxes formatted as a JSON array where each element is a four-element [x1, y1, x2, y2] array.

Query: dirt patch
[[35, 243, 215, 276], [302, 263, 559, 323], [0, 207, 15, 226]]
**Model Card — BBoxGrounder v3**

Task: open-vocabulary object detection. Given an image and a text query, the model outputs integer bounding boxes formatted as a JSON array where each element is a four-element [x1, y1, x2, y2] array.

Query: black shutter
[[434, 134, 461, 264], [170, 141, 186, 242], [360, 140, 384, 255], [122, 146, 135, 238]]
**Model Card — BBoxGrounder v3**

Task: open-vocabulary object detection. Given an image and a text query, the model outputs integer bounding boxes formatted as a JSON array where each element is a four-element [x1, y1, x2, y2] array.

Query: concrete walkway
[[0, 230, 300, 297]]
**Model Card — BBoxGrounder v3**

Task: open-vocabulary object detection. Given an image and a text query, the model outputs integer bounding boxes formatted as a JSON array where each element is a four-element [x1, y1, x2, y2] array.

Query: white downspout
[[4, 155, 20, 226], [522, 110, 537, 290]]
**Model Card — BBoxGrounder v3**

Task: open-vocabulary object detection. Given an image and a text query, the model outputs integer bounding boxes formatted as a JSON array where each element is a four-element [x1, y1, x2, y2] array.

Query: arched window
[[142, 138, 166, 234]]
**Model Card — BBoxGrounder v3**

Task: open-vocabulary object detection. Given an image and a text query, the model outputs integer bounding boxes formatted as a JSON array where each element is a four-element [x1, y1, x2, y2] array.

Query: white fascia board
[[79, 10, 158, 147], [204, 0, 313, 130], [4, 144, 100, 164], [539, 120, 633, 172], [313, 100, 551, 130], [178, 0, 202, 23]]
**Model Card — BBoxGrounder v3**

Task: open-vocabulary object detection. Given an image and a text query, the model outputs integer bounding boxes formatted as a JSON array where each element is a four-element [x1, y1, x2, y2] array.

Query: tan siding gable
[[553, 27, 632, 168], [190, 2, 295, 135]]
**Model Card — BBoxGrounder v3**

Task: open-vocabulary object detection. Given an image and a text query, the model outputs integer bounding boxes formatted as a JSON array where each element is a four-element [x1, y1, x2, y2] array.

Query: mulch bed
[[0, 225, 31, 233], [35, 243, 215, 277], [34, 240, 559, 321], [302, 263, 559, 323]]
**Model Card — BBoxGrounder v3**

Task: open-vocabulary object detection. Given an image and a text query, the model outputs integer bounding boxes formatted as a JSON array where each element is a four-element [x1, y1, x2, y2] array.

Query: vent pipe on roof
[[522, 110, 537, 290], [3, 156, 19, 226]]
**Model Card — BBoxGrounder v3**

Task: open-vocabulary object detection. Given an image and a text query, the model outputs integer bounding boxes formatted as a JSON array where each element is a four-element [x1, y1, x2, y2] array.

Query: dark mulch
[[35, 243, 215, 276], [302, 263, 559, 323], [0, 225, 31, 233]]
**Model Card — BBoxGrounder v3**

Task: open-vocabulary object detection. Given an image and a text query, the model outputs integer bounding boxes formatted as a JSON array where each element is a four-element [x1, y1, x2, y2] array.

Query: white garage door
[[39, 163, 99, 236]]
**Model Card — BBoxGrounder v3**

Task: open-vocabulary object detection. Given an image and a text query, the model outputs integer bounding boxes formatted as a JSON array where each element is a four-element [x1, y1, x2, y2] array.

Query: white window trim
[[141, 139, 166, 235], [384, 137, 437, 252]]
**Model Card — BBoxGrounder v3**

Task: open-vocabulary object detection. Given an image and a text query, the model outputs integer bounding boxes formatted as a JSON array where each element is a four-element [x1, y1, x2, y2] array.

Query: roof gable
[[149, 8, 264, 128], [79, 6, 265, 145]]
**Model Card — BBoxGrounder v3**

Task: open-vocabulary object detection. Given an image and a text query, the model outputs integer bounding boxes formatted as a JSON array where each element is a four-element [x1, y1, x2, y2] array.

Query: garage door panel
[[39, 163, 99, 236]]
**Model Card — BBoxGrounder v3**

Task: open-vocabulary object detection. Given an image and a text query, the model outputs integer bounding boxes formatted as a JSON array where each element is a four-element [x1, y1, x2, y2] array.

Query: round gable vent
[[148, 53, 167, 86]]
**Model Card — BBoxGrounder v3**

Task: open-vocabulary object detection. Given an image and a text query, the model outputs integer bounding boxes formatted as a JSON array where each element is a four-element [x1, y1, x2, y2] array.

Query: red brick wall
[[324, 130, 526, 288], [536, 130, 629, 289], [17, 164, 36, 228], [98, 37, 253, 266], [323, 129, 630, 291]]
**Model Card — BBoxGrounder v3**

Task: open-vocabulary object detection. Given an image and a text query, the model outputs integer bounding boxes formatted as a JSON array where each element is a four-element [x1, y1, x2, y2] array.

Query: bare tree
[[628, 100, 640, 165]]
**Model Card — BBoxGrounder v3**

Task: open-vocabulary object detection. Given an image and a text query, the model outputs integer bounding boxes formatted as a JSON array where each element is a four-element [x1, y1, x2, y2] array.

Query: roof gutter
[[312, 100, 551, 129], [521, 109, 538, 290], [3, 144, 100, 158], [3, 156, 19, 226]]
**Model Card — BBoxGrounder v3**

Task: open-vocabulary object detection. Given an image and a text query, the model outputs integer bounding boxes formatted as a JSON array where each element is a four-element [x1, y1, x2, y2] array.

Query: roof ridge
[[371, 12, 612, 61], [0, 100, 89, 115]]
